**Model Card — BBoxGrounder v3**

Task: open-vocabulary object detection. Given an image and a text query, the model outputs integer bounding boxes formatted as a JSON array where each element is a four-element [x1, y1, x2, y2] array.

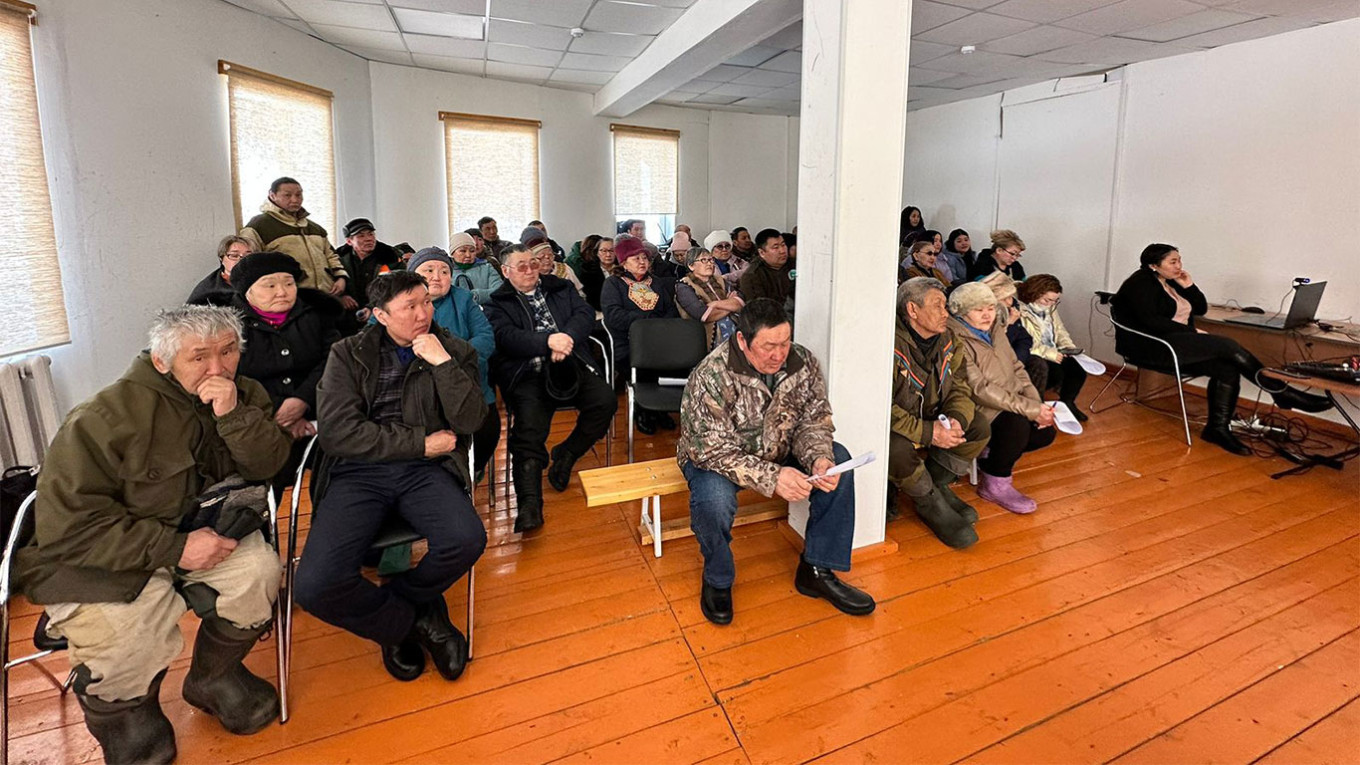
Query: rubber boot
[[547, 443, 579, 493], [75, 667, 177, 765], [512, 458, 545, 532], [903, 474, 977, 549], [182, 616, 280, 735], [925, 459, 979, 524], [976, 471, 1038, 514], [1201, 377, 1251, 455]]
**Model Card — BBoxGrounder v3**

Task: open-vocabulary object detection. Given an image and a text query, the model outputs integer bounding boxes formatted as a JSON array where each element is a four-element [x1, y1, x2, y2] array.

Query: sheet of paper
[[820, 451, 876, 478], [1051, 402, 1084, 435], [1073, 353, 1107, 376]]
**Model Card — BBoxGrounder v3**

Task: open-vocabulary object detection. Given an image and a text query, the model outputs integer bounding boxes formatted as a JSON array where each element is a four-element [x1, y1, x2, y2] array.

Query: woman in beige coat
[[948, 281, 1056, 514]]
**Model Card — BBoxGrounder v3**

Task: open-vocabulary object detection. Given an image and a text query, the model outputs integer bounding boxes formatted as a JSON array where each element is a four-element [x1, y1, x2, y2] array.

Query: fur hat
[[947, 281, 998, 317], [615, 236, 647, 263], [979, 271, 1017, 303]]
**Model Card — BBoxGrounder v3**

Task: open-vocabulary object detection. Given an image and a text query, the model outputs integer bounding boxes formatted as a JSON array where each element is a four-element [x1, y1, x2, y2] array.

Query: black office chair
[[626, 318, 709, 463], [1088, 291, 1196, 446]]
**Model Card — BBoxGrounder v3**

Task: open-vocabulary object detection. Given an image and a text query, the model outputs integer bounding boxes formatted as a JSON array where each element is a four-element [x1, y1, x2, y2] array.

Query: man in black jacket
[[295, 270, 488, 684], [336, 217, 405, 328], [483, 244, 617, 533]]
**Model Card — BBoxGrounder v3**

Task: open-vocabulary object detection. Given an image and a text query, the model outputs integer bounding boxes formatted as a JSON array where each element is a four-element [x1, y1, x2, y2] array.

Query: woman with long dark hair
[[899, 206, 925, 245]]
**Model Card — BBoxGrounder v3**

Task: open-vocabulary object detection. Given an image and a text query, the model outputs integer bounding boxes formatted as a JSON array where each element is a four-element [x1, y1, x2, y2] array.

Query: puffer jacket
[[241, 201, 349, 292], [677, 338, 835, 498], [1018, 302, 1076, 364], [15, 355, 290, 604], [948, 317, 1044, 424], [890, 316, 976, 447]]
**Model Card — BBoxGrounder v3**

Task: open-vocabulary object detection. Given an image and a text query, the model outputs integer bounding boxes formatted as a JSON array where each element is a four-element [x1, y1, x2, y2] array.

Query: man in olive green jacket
[[15, 305, 291, 764]]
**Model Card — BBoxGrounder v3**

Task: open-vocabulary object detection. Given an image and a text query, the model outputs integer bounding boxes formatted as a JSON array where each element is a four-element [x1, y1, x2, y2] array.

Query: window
[[442, 111, 540, 245], [0, 0, 68, 357], [220, 60, 336, 236], [612, 124, 678, 244]]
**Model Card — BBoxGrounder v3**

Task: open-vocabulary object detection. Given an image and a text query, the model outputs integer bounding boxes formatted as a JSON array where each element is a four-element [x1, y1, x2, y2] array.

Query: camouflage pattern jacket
[[677, 338, 835, 497]]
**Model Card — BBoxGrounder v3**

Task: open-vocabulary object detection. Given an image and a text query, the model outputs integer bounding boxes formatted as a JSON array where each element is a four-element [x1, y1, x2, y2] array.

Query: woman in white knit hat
[[703, 229, 747, 287]]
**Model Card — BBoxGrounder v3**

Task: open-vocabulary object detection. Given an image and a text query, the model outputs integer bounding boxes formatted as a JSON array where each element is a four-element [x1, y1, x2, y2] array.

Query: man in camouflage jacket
[[677, 298, 875, 626]]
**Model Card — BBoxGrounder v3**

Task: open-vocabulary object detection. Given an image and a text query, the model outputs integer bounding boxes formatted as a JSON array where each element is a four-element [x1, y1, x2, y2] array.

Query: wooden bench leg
[[639, 494, 664, 558]]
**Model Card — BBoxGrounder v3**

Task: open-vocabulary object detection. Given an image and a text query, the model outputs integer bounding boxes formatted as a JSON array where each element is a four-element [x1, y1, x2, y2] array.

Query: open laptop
[[1224, 281, 1326, 330]]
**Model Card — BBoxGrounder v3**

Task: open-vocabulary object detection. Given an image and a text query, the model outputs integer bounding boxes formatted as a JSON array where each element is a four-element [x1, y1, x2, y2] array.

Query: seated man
[[678, 298, 875, 626], [738, 228, 795, 317], [889, 277, 991, 550], [483, 245, 617, 533], [296, 270, 488, 683], [15, 306, 291, 765]]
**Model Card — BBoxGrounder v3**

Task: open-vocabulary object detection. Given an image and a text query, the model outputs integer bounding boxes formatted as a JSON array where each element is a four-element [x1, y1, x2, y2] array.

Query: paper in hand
[[810, 451, 877, 482], [1051, 402, 1084, 435], [1073, 353, 1107, 376]]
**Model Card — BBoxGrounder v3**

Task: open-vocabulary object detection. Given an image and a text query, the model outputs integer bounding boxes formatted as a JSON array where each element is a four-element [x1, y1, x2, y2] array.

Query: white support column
[[790, 0, 912, 549]]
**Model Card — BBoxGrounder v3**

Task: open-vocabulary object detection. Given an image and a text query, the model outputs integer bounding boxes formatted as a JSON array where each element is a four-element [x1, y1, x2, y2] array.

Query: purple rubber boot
[[976, 471, 1038, 514]]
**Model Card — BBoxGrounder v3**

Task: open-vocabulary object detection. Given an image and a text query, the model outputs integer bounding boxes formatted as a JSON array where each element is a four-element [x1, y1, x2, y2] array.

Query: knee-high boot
[[1228, 346, 1330, 413], [1201, 377, 1251, 456]]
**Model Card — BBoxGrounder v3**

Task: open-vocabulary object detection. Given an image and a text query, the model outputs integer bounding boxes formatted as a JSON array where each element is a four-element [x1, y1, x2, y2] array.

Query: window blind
[[442, 112, 541, 245], [221, 61, 336, 237], [612, 124, 678, 216], [0, 2, 69, 357]]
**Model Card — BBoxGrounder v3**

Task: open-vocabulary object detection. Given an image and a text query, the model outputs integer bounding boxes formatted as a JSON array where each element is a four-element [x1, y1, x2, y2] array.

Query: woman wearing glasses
[[1017, 274, 1090, 422], [703, 229, 748, 287], [675, 247, 745, 350], [968, 229, 1028, 282], [187, 235, 251, 302]]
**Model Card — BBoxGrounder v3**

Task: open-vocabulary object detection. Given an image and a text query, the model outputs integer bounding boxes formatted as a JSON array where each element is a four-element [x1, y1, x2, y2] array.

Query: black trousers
[[978, 411, 1056, 478], [1042, 356, 1088, 403], [501, 367, 617, 465], [471, 402, 501, 475], [294, 460, 486, 646]]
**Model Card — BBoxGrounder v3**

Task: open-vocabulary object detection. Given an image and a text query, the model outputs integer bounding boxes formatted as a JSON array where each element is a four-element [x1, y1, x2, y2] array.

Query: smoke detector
[[960, 44, 976, 54], [570, 27, 585, 38]]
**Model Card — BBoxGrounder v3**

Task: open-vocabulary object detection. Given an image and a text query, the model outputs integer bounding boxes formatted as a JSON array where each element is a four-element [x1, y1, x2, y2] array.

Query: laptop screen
[[1285, 281, 1326, 328]]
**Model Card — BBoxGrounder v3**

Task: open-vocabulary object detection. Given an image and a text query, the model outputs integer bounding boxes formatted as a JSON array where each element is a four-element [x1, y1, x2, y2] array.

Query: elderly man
[[295, 270, 487, 684], [478, 216, 512, 261], [730, 226, 756, 262], [890, 277, 991, 550], [336, 217, 404, 317], [15, 306, 291, 764], [738, 228, 795, 314], [483, 245, 617, 533], [678, 298, 875, 626], [240, 176, 350, 296], [527, 219, 566, 262]]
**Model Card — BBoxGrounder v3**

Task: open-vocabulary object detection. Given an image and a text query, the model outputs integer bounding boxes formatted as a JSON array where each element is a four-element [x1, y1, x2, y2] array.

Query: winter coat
[[187, 269, 232, 304], [675, 273, 742, 350], [315, 324, 487, 492], [967, 249, 1026, 282], [577, 258, 609, 311], [240, 201, 349, 293], [482, 274, 600, 392], [545, 261, 586, 297], [431, 288, 496, 404], [1018, 302, 1076, 364], [935, 249, 967, 285], [714, 255, 748, 288], [948, 317, 1044, 424], [739, 257, 795, 312], [336, 241, 405, 307], [15, 355, 289, 604], [900, 262, 949, 285], [890, 316, 976, 448], [600, 274, 679, 371], [677, 338, 835, 498], [451, 261, 504, 306], [1112, 268, 1209, 366]]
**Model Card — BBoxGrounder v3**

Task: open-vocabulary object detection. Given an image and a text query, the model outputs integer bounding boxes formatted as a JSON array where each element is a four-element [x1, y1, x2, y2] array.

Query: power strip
[[1232, 417, 1288, 440]]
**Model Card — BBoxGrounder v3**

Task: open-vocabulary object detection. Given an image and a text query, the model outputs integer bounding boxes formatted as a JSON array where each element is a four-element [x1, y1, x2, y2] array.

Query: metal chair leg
[[1088, 361, 1129, 414], [465, 566, 475, 661], [1171, 358, 1193, 447]]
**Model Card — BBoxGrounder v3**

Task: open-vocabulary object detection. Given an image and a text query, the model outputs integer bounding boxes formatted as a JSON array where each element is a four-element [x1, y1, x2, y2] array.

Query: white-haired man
[[15, 305, 291, 764]]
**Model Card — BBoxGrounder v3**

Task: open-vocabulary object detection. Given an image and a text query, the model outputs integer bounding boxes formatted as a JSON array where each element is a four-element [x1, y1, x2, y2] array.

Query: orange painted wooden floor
[[6, 387, 1359, 764]]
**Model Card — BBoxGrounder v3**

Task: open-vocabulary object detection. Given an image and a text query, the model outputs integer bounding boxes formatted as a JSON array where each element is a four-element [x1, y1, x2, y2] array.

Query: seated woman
[[899, 205, 926, 245], [926, 229, 965, 285], [408, 247, 501, 477], [570, 234, 617, 311], [449, 231, 504, 305], [899, 241, 949, 284], [968, 229, 1027, 282], [704, 230, 748, 287], [528, 237, 585, 297], [675, 247, 745, 349], [1113, 243, 1330, 454], [948, 281, 1056, 514], [981, 272, 1048, 394], [1017, 274, 1089, 422], [945, 228, 977, 275], [188, 235, 251, 302], [601, 236, 679, 435]]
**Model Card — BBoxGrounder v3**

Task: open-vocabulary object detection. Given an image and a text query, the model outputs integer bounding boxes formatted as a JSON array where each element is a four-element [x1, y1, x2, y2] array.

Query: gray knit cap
[[947, 281, 998, 317], [409, 246, 452, 274]]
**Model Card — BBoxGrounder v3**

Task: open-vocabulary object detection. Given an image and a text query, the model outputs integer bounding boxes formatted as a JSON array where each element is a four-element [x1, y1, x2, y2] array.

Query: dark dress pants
[[502, 367, 617, 464]]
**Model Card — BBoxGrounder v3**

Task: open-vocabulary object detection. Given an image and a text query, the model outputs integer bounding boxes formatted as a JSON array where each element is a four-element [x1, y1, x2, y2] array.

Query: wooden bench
[[578, 459, 786, 557]]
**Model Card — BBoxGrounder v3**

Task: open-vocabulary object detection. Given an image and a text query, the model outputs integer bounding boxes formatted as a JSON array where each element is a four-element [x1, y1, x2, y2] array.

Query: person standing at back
[[240, 176, 350, 297]]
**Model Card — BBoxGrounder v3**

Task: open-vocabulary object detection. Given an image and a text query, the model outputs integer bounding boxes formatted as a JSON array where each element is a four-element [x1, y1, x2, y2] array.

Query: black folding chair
[[1088, 291, 1196, 446], [626, 318, 709, 463]]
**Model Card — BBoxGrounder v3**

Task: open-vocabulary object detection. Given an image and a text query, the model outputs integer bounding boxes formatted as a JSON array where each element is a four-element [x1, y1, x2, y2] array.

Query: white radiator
[[0, 356, 61, 471]]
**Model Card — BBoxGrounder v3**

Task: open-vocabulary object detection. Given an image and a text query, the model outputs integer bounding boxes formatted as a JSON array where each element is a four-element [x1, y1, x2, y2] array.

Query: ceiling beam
[[593, 0, 802, 118]]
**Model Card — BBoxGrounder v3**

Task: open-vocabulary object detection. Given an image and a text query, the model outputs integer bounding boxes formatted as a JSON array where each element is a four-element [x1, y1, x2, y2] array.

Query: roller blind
[[442, 112, 541, 245], [221, 61, 336, 238], [0, 2, 69, 357], [612, 124, 678, 216]]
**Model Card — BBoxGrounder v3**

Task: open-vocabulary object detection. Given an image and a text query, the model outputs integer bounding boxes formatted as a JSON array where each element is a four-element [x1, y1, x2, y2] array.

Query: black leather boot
[[547, 443, 579, 493], [925, 459, 979, 524], [699, 581, 733, 625], [380, 634, 426, 681], [1268, 385, 1332, 413], [512, 458, 545, 533], [75, 667, 177, 765], [794, 557, 876, 616], [182, 616, 280, 735], [633, 409, 657, 436], [1201, 378, 1251, 456], [885, 482, 901, 522], [410, 597, 469, 681], [907, 476, 978, 549]]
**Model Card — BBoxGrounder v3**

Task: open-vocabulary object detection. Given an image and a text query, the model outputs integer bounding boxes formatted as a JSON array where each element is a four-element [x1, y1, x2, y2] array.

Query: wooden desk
[[1259, 369, 1360, 478], [1199, 306, 1360, 368]]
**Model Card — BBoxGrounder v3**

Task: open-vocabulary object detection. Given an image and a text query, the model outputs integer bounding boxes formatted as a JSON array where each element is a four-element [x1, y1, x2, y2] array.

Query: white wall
[[29, 0, 375, 410], [708, 111, 798, 234], [902, 94, 1001, 237]]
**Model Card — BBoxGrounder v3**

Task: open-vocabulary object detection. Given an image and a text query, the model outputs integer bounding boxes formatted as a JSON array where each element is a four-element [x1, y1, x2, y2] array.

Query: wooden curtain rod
[[217, 60, 334, 99], [610, 123, 680, 138], [0, 0, 38, 24], [439, 111, 541, 129]]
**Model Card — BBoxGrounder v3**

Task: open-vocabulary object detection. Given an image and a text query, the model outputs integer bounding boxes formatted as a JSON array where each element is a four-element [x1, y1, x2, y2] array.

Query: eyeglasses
[[999, 248, 1023, 259], [712, 242, 732, 250], [1038, 295, 1062, 307], [222, 252, 246, 262], [509, 262, 538, 273], [695, 257, 715, 265]]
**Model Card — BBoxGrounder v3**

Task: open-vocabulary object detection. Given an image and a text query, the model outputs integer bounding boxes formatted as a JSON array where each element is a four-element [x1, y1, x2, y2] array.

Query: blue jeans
[[682, 442, 855, 588]]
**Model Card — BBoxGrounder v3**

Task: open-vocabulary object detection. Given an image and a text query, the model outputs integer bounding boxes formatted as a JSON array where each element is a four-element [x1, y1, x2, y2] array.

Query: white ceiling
[[223, 0, 1360, 116]]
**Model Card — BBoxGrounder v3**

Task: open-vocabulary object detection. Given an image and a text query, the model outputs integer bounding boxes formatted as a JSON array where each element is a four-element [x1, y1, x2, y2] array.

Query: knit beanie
[[669, 231, 693, 255], [231, 251, 306, 296], [520, 226, 547, 247], [979, 271, 1017, 303], [947, 281, 998, 317], [703, 230, 731, 251], [448, 232, 476, 254], [615, 236, 647, 263], [409, 246, 453, 274]]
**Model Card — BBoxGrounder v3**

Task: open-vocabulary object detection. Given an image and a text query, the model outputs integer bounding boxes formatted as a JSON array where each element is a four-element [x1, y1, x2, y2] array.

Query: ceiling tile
[[225, 0, 293, 16], [927, 72, 1009, 88], [688, 93, 741, 105], [1290, 0, 1360, 23], [485, 61, 553, 82], [309, 24, 405, 49], [1054, 0, 1208, 35], [765, 84, 802, 100], [915, 11, 1037, 44], [915, 49, 1025, 74], [725, 45, 783, 67], [583, 1, 685, 35], [487, 42, 564, 67], [339, 45, 415, 65], [731, 98, 798, 111], [706, 82, 773, 98], [1038, 36, 1198, 64], [908, 85, 958, 100], [391, 7, 484, 38], [1224, 0, 1352, 14], [548, 68, 615, 85], [731, 68, 798, 87], [1119, 8, 1262, 42], [390, 0, 483, 12], [411, 53, 485, 74], [760, 50, 802, 73], [933, 0, 1007, 8], [645, 0, 699, 7], [487, 19, 574, 50], [548, 81, 600, 93], [760, 21, 803, 50], [912, 1, 974, 33], [271, 17, 316, 34], [489, 0, 594, 27], [908, 39, 957, 64], [987, 0, 1121, 24], [982, 24, 1097, 55], [403, 32, 486, 57], [568, 31, 654, 57], [557, 51, 633, 72], [282, 0, 396, 30], [695, 64, 750, 83], [1171, 13, 1317, 46], [907, 67, 964, 86]]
